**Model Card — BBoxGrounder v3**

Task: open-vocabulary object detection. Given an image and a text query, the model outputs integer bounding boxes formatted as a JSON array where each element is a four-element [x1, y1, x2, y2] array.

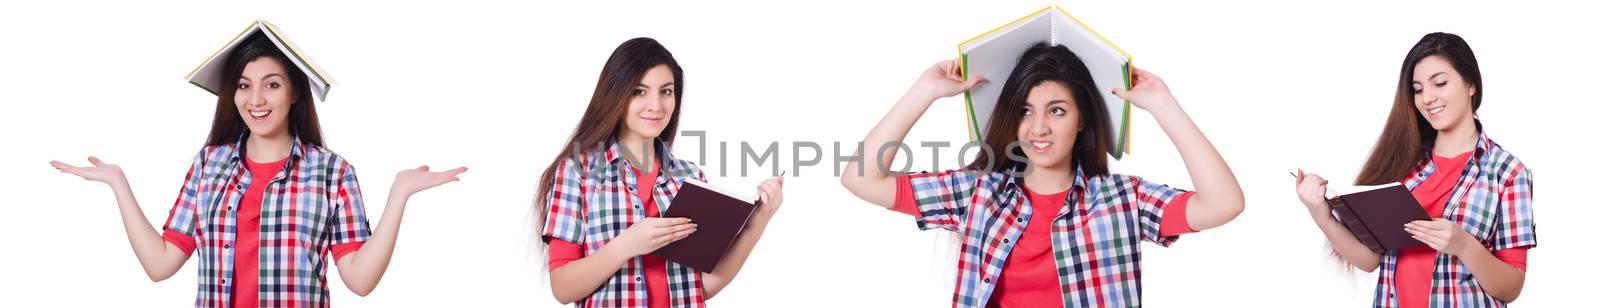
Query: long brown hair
[[967, 43, 1111, 178], [1355, 32, 1482, 185], [533, 37, 684, 237], [204, 33, 323, 147]]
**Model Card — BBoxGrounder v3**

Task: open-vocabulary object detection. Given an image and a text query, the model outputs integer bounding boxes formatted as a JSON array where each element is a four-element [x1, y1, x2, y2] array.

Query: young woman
[[1294, 32, 1534, 307], [535, 37, 785, 308], [49, 34, 466, 307], [840, 43, 1245, 307]]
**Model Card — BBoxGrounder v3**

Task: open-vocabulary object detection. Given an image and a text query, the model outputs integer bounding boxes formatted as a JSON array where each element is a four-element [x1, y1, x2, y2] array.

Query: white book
[[186, 20, 335, 102], [959, 7, 1133, 159]]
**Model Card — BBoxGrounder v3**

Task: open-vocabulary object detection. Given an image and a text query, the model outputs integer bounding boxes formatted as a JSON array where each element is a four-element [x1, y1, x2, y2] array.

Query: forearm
[[1458, 244, 1525, 302], [549, 244, 633, 304], [701, 217, 770, 299], [110, 180, 188, 281], [1149, 105, 1244, 230], [843, 90, 936, 207], [336, 191, 410, 296], [1310, 211, 1380, 271]]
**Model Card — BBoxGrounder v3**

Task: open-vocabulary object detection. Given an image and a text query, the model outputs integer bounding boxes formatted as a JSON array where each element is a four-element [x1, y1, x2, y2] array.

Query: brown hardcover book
[[651, 179, 758, 272], [1325, 182, 1430, 255]]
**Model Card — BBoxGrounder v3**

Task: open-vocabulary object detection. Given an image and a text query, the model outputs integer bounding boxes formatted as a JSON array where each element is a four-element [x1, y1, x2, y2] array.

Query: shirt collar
[[604, 138, 671, 170], [228, 134, 305, 165], [1004, 164, 1090, 196]]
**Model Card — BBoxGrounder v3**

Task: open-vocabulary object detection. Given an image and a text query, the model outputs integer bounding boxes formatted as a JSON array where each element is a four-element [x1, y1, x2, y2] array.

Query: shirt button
[[635, 205, 642, 209], [1001, 238, 1010, 244], [227, 206, 233, 211], [635, 276, 642, 282], [983, 277, 991, 283], [221, 279, 227, 284], [223, 244, 230, 249], [1015, 217, 1022, 223]]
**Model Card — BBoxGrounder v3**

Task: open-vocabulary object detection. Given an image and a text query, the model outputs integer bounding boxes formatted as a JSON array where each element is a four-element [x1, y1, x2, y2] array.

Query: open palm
[[391, 165, 468, 197], [50, 156, 126, 185]]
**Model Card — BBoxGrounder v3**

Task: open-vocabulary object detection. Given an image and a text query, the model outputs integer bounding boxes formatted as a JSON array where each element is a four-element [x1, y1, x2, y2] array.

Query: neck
[[246, 132, 293, 163], [619, 135, 656, 170], [1021, 164, 1074, 195], [1432, 119, 1478, 157]]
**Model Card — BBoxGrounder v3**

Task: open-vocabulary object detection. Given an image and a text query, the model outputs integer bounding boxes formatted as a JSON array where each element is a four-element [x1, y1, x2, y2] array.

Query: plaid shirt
[[542, 140, 708, 308], [162, 137, 371, 308], [1372, 132, 1535, 308], [904, 166, 1190, 308]]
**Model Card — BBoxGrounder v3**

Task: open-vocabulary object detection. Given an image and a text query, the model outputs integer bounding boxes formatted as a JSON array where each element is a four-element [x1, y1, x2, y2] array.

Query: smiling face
[[233, 57, 296, 139], [619, 64, 677, 143], [1016, 81, 1082, 170], [1411, 55, 1477, 132]]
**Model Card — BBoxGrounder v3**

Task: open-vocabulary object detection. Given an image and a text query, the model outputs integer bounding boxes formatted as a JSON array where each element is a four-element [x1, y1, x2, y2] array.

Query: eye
[[661, 88, 675, 96], [267, 82, 281, 89], [1411, 83, 1422, 94], [1020, 107, 1032, 116], [632, 89, 646, 96], [1434, 81, 1448, 88], [237, 83, 251, 90], [1050, 107, 1067, 116]]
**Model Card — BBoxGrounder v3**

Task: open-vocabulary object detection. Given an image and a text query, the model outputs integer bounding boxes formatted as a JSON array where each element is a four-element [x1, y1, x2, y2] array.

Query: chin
[[1427, 118, 1459, 132], [1022, 156, 1067, 170], [247, 126, 281, 137]]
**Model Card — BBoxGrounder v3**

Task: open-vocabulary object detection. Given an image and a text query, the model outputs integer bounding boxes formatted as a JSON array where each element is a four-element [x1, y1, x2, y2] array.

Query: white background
[[3, 0, 1596, 307]]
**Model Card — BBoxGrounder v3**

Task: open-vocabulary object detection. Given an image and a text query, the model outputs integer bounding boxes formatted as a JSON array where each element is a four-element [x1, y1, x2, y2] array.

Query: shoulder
[[184, 145, 237, 179], [298, 143, 354, 172], [1478, 138, 1530, 183], [1088, 173, 1142, 190], [195, 144, 236, 163], [663, 157, 703, 180]]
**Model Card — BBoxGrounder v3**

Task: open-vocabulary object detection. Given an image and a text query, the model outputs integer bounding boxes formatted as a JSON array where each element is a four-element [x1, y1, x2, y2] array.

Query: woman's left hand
[[392, 165, 468, 197], [1110, 66, 1180, 114], [1406, 218, 1479, 256], [753, 176, 785, 222]]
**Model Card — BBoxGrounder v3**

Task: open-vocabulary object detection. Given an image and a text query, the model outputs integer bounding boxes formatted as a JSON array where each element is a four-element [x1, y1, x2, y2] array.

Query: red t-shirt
[[891, 176, 1195, 308], [230, 156, 285, 308], [548, 162, 670, 308], [1396, 152, 1528, 308]]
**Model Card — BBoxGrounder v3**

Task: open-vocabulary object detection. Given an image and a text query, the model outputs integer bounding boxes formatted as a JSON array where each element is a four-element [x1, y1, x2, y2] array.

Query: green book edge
[[961, 53, 982, 143]]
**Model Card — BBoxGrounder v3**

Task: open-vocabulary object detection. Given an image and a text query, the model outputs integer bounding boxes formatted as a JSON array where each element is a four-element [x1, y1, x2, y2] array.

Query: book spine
[[1328, 197, 1384, 254]]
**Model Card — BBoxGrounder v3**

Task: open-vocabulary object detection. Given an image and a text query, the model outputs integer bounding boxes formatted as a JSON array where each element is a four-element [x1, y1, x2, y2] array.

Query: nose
[[245, 88, 266, 107], [1420, 89, 1438, 105], [1027, 116, 1051, 138], [648, 94, 670, 112]]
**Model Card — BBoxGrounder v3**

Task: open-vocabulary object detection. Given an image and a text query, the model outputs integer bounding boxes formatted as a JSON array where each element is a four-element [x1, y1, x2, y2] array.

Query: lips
[[249, 109, 271, 121], [1426, 105, 1444, 116], [640, 116, 664, 123], [1029, 141, 1053, 153]]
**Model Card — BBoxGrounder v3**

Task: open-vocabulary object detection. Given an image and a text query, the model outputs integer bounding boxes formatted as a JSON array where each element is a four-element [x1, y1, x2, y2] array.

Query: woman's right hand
[[604, 217, 697, 258], [910, 59, 986, 101], [1293, 169, 1331, 217], [51, 156, 127, 187]]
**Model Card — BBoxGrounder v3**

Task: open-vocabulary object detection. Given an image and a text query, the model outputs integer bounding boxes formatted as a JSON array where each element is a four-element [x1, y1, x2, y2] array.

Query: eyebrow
[[636, 82, 675, 88], [1024, 100, 1072, 109], [1414, 72, 1446, 83], [237, 73, 286, 82]]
